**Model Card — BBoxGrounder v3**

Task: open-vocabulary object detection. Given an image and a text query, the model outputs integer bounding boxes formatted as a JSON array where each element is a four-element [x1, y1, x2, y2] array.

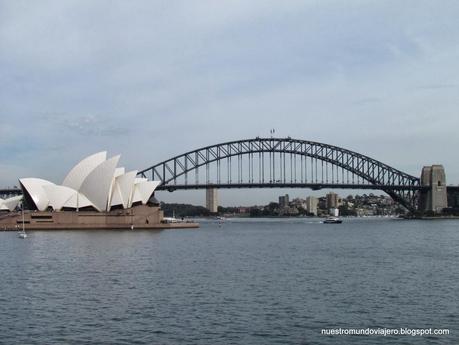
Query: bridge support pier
[[206, 188, 219, 213], [419, 165, 447, 214]]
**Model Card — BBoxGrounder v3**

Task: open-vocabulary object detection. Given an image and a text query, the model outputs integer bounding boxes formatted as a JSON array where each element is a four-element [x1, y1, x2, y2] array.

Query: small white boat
[[163, 216, 184, 223], [163, 210, 184, 224], [323, 216, 342, 224], [18, 231, 27, 239]]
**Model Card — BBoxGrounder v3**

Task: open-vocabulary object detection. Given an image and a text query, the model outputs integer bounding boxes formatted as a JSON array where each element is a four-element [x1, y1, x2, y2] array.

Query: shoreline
[[0, 205, 199, 231], [1, 222, 199, 231]]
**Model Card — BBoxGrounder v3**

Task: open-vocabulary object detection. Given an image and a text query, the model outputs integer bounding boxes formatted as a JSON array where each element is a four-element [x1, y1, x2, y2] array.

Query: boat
[[323, 216, 342, 224], [162, 210, 184, 224], [162, 216, 182, 223]]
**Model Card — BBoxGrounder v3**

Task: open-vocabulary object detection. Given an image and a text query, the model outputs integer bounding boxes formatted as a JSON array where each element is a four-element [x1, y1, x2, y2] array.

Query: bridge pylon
[[418, 165, 447, 214], [206, 188, 218, 213]]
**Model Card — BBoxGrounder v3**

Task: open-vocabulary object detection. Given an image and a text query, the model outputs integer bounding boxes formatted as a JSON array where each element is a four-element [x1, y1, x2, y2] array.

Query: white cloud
[[1, 0, 459, 203]]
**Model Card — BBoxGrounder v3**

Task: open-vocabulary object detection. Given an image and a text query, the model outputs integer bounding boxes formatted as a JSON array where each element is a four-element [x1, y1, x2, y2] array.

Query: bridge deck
[[157, 183, 427, 191]]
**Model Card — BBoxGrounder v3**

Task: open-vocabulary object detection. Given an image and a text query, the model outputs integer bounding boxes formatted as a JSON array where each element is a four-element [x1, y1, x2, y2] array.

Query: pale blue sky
[[1, 1, 459, 205]]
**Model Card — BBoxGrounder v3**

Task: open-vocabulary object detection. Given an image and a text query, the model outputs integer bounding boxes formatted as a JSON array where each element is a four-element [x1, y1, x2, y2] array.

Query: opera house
[[0, 152, 198, 230]]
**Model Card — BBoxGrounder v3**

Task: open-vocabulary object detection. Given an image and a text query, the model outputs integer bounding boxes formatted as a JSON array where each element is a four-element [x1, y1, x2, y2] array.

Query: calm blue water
[[0, 218, 458, 344]]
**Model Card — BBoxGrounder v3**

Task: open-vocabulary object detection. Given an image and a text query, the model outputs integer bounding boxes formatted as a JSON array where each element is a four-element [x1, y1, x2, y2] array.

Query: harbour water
[[1, 218, 458, 344]]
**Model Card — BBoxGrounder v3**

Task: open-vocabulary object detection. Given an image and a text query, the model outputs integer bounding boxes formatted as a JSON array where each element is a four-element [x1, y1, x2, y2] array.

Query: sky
[[1, 0, 459, 206]]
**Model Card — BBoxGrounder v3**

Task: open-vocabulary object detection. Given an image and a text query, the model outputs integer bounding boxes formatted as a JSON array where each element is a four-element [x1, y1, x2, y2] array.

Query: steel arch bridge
[[138, 137, 423, 211]]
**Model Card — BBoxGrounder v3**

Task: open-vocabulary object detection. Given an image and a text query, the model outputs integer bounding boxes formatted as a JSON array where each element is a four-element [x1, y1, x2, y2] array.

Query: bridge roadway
[[3, 184, 459, 211], [1, 184, 432, 195], [4, 183, 459, 195], [158, 183, 428, 192], [4, 185, 459, 194]]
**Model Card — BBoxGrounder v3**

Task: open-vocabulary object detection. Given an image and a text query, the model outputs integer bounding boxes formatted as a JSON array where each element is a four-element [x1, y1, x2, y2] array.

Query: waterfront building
[[0, 152, 201, 231], [305, 196, 318, 216], [19, 151, 161, 212], [206, 188, 218, 213], [326, 192, 339, 209], [279, 194, 289, 208], [329, 208, 339, 217]]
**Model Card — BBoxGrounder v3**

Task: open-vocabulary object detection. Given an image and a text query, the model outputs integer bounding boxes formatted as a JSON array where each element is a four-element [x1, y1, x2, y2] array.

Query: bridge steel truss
[[138, 138, 423, 212]]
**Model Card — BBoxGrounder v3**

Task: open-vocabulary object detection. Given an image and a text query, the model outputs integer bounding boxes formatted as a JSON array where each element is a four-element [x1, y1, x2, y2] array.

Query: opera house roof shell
[[0, 195, 22, 211], [19, 152, 161, 212]]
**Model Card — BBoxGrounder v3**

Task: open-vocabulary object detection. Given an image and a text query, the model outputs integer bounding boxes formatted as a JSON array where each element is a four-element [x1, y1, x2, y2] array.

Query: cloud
[[1, 1, 459, 204], [415, 84, 458, 90], [40, 113, 130, 137]]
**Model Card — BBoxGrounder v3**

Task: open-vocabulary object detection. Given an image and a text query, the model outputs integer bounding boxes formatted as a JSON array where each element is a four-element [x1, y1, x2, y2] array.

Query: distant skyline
[[1, 1, 459, 206]]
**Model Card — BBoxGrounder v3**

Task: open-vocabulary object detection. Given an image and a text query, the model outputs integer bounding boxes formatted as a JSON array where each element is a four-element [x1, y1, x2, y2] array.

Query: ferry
[[323, 216, 342, 224]]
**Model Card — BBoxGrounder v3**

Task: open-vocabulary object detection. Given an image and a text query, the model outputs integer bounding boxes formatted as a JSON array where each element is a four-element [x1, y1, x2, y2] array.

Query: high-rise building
[[326, 192, 339, 209], [206, 188, 218, 213], [305, 196, 318, 216], [279, 194, 289, 208]]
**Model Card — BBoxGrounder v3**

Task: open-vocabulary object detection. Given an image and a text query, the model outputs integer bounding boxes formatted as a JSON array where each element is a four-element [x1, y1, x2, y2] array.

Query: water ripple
[[0, 219, 458, 344]]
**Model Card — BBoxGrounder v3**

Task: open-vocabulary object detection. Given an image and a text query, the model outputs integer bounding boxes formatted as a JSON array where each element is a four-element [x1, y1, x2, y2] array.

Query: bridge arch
[[138, 138, 421, 211]]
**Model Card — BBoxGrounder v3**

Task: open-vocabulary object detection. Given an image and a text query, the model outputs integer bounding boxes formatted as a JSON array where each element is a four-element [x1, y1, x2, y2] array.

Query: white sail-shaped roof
[[17, 152, 161, 213], [130, 180, 161, 206], [110, 170, 137, 209], [63, 192, 94, 209], [62, 151, 107, 191], [43, 185, 78, 211], [114, 167, 125, 178], [108, 167, 125, 207], [0, 195, 22, 211], [110, 186, 123, 208], [129, 178, 149, 206], [19, 178, 54, 211], [79, 155, 120, 211]]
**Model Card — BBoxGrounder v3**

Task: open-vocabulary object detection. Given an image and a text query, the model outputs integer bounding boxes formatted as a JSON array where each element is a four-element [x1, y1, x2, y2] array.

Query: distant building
[[305, 196, 318, 215], [326, 192, 339, 209], [291, 197, 307, 209], [279, 194, 289, 208], [206, 188, 218, 213]]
